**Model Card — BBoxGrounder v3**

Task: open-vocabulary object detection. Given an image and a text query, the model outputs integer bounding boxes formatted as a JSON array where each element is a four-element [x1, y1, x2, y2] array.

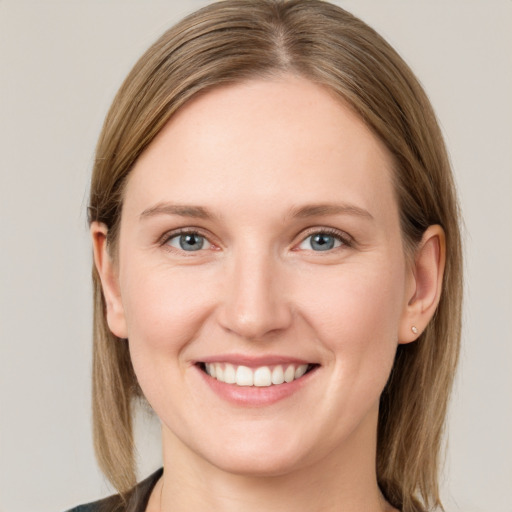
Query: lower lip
[[196, 365, 318, 407]]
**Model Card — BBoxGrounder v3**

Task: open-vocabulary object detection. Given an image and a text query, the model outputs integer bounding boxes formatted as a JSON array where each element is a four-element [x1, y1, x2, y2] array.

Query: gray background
[[1, 1, 511, 511]]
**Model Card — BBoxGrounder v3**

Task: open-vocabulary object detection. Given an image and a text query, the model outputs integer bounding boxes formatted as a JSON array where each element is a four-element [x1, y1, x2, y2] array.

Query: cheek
[[302, 259, 404, 329], [297, 258, 405, 377], [118, 261, 222, 415], [119, 260, 218, 359]]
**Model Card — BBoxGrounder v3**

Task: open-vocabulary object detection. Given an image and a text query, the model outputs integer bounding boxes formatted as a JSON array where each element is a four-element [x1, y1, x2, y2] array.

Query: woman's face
[[103, 76, 417, 476]]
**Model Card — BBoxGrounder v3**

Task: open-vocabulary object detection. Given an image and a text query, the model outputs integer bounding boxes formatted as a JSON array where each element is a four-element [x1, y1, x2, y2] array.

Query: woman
[[71, 0, 462, 511]]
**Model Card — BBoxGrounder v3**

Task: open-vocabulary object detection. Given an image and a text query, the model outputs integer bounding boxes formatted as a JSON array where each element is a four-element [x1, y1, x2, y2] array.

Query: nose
[[217, 248, 293, 340]]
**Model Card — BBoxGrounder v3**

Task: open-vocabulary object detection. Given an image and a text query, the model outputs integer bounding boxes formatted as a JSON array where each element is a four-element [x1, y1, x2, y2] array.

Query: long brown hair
[[88, 1, 462, 510]]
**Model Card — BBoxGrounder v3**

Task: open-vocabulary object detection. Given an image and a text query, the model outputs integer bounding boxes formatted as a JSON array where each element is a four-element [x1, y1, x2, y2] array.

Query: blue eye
[[167, 232, 211, 252], [299, 232, 343, 251]]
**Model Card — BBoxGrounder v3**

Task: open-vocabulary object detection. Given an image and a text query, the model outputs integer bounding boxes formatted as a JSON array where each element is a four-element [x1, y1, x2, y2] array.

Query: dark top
[[65, 468, 163, 512]]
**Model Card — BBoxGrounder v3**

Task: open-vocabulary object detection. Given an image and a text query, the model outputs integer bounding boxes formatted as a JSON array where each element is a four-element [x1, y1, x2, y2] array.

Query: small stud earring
[[411, 326, 419, 334]]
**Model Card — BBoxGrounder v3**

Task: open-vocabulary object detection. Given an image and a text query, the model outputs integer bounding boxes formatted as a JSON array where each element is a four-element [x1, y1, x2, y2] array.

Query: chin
[[190, 428, 320, 478], [208, 448, 309, 478]]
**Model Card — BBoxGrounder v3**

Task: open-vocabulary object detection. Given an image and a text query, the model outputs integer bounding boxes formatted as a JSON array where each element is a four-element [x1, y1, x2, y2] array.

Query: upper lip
[[197, 354, 317, 368]]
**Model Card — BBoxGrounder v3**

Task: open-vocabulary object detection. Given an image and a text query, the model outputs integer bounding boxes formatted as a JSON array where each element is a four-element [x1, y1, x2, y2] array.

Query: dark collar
[[66, 468, 163, 512]]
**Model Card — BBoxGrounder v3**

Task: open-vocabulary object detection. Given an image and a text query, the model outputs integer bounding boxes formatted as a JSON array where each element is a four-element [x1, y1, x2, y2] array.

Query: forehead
[[124, 75, 397, 223]]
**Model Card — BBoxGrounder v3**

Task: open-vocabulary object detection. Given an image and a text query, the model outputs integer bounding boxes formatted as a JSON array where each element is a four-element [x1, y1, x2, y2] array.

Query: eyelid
[[156, 225, 353, 252], [158, 227, 218, 251], [294, 226, 354, 250]]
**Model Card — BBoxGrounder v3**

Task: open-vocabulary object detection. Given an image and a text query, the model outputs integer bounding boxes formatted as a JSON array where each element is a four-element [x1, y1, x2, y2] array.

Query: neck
[[151, 408, 395, 512]]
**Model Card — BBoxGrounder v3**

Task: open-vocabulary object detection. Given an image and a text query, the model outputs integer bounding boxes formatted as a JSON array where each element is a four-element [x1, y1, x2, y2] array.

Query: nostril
[[216, 268, 293, 340]]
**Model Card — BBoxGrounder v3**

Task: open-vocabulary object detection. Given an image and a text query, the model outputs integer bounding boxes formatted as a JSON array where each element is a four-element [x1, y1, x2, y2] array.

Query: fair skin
[[92, 75, 445, 512]]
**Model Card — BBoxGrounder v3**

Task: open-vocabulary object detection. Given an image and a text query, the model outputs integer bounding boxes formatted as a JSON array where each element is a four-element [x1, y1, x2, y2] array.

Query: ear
[[91, 222, 128, 339], [398, 225, 446, 344]]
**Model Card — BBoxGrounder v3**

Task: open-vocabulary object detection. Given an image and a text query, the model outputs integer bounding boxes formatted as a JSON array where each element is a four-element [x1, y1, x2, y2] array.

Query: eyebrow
[[140, 203, 216, 220], [139, 202, 374, 222], [288, 203, 374, 220]]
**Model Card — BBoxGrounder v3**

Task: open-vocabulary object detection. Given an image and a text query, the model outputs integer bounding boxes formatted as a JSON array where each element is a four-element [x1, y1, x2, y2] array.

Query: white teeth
[[236, 365, 253, 386], [295, 364, 308, 379], [271, 365, 285, 385], [224, 363, 236, 384], [284, 365, 295, 383], [254, 366, 272, 387], [205, 362, 311, 387]]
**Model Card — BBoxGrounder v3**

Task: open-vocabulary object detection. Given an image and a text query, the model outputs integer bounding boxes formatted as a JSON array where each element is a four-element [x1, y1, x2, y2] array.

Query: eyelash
[[159, 228, 214, 252], [297, 227, 353, 251], [158, 226, 353, 253]]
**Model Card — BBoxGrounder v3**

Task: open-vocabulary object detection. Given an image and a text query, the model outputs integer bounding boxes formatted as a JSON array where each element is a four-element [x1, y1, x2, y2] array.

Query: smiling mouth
[[198, 362, 318, 387]]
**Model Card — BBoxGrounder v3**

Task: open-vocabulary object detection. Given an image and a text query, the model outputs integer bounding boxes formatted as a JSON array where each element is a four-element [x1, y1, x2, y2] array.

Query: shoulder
[[64, 493, 124, 512], [64, 468, 163, 512]]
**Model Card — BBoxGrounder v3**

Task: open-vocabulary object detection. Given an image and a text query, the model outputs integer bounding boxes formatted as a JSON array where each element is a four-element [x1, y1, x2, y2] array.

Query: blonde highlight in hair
[[89, 1, 462, 509]]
